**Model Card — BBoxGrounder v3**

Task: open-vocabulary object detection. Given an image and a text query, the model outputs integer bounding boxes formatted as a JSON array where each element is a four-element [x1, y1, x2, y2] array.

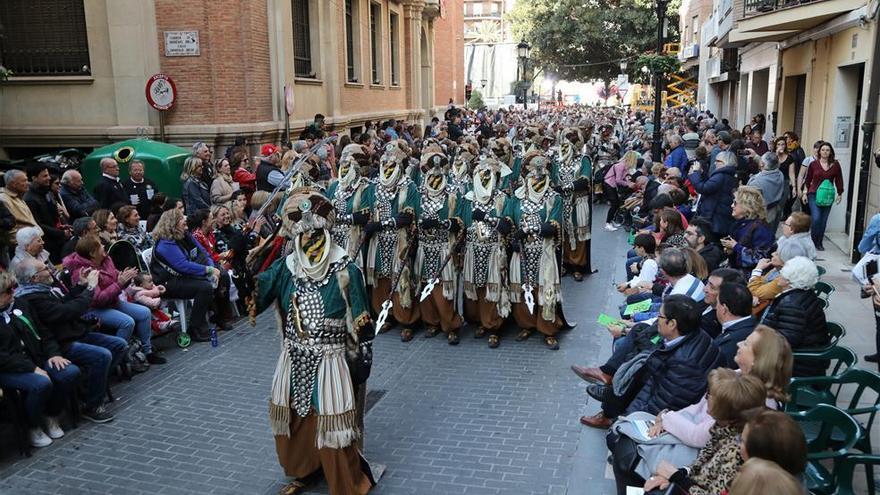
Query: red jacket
[[62, 252, 123, 308]]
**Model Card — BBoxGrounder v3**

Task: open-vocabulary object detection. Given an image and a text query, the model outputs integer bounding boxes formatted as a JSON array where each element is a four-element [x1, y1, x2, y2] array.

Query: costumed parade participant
[[414, 147, 464, 344], [590, 123, 620, 202], [555, 127, 594, 280], [449, 141, 478, 195], [458, 155, 512, 348], [250, 188, 376, 495], [325, 144, 373, 262], [503, 153, 568, 350], [364, 142, 421, 342]]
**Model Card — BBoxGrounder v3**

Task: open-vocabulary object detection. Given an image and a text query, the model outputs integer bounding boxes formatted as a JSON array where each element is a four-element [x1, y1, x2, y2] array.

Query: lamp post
[[517, 40, 531, 109], [652, 0, 670, 162]]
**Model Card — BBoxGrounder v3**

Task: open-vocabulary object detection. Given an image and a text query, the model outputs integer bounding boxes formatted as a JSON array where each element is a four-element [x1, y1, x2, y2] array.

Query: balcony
[[678, 43, 700, 61], [732, 0, 865, 42], [464, 12, 503, 20]]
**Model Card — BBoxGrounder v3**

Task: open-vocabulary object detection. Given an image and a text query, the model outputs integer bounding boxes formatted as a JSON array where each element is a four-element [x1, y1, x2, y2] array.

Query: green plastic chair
[[788, 368, 880, 462], [796, 322, 846, 355], [789, 346, 859, 410], [834, 454, 879, 495], [815, 280, 836, 302], [789, 404, 861, 494]]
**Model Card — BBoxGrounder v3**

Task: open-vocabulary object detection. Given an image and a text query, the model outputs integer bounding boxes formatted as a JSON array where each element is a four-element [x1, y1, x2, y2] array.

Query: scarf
[[379, 161, 402, 189], [13, 282, 54, 298], [337, 162, 358, 190], [470, 170, 496, 205], [287, 229, 346, 281], [425, 173, 447, 199]]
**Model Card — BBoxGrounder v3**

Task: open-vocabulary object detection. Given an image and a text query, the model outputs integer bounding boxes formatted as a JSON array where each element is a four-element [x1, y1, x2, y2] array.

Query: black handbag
[[606, 429, 643, 476]]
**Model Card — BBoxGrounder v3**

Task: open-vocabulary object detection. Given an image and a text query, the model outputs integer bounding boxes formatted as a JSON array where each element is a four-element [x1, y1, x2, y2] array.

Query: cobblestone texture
[[0, 216, 625, 495]]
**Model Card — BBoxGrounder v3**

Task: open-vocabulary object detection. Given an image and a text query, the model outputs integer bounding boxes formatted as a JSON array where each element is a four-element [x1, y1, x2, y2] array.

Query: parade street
[[0, 209, 625, 495]]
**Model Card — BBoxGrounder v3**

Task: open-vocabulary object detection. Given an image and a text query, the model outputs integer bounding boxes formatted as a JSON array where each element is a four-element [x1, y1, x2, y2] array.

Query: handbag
[[815, 179, 836, 206], [607, 429, 643, 476]]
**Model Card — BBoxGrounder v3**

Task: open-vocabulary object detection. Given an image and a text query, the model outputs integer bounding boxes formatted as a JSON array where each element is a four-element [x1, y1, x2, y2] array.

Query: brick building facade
[[0, 0, 464, 154]]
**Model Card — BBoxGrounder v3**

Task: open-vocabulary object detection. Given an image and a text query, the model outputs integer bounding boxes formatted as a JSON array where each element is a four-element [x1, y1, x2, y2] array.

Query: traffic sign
[[145, 74, 177, 111]]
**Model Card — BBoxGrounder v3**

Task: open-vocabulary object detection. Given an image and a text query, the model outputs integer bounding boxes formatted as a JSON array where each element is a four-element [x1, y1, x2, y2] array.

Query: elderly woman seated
[[778, 211, 816, 260], [10, 227, 51, 271], [759, 256, 828, 376], [747, 236, 815, 315], [150, 208, 229, 342]]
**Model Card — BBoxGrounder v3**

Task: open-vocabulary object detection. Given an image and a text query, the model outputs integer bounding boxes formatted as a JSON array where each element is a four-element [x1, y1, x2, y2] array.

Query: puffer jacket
[[761, 288, 829, 377], [625, 330, 720, 416]]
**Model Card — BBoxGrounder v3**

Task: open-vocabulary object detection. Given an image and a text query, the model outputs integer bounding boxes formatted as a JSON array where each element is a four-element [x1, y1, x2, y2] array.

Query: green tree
[[467, 89, 486, 110], [508, 0, 680, 83]]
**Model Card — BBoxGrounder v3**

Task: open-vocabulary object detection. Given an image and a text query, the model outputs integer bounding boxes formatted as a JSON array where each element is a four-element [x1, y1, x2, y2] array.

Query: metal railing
[[744, 0, 816, 16]]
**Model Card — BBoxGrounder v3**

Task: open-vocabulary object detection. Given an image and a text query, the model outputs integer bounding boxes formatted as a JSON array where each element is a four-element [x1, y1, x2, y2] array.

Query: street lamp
[[517, 40, 531, 109], [652, 0, 670, 162]]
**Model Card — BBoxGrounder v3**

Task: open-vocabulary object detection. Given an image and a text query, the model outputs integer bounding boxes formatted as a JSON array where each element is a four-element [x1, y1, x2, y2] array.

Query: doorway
[[826, 62, 865, 235]]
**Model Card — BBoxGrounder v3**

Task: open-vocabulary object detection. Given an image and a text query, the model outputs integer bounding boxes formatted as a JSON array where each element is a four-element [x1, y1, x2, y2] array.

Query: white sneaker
[[44, 416, 64, 439], [29, 427, 53, 448], [604, 223, 619, 232]]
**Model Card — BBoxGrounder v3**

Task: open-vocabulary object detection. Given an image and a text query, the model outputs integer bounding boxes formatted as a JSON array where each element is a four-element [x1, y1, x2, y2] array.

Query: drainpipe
[[852, 14, 880, 262]]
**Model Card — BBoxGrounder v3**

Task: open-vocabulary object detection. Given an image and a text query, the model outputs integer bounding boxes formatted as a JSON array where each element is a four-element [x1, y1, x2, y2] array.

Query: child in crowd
[[126, 273, 178, 334]]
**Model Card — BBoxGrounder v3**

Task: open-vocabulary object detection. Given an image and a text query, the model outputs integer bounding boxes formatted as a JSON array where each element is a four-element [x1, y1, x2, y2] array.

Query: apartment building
[[0, 0, 464, 154]]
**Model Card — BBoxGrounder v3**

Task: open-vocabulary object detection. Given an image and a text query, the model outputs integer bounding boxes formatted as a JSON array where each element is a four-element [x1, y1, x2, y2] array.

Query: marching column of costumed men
[[246, 108, 627, 494], [311, 114, 615, 351]]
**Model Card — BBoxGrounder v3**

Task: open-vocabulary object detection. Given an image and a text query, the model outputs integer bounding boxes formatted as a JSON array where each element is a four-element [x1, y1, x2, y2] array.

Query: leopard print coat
[[688, 424, 744, 495]]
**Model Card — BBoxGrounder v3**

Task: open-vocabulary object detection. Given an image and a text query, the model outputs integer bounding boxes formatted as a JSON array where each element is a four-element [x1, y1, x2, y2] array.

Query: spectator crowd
[[0, 104, 877, 495]]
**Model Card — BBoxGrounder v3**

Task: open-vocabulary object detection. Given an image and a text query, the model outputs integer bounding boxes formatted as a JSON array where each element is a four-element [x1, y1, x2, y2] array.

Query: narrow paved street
[[0, 207, 625, 495]]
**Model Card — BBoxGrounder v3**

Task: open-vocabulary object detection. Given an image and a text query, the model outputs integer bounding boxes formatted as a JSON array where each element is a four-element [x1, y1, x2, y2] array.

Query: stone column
[[402, 0, 425, 118]]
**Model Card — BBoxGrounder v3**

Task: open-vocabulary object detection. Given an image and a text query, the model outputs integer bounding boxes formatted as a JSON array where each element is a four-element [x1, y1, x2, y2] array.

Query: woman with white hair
[[759, 256, 828, 376], [747, 237, 816, 315], [10, 226, 50, 271]]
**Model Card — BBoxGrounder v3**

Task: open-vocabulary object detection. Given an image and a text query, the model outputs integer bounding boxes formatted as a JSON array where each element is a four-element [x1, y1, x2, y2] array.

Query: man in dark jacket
[[59, 170, 99, 220], [580, 295, 720, 428], [14, 258, 123, 423], [0, 270, 81, 447], [686, 218, 723, 271], [713, 283, 757, 368], [700, 268, 748, 339], [122, 160, 158, 219], [23, 164, 71, 262], [93, 158, 128, 210], [688, 150, 738, 238]]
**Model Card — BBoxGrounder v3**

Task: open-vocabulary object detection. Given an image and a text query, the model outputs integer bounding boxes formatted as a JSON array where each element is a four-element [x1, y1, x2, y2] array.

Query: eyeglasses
[[657, 314, 669, 322]]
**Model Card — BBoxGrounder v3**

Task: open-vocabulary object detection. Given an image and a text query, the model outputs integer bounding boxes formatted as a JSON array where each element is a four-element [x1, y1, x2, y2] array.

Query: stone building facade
[[0, 0, 464, 154]]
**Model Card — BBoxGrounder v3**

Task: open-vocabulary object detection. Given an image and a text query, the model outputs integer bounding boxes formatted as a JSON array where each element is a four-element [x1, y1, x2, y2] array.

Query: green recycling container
[[81, 139, 190, 200]]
